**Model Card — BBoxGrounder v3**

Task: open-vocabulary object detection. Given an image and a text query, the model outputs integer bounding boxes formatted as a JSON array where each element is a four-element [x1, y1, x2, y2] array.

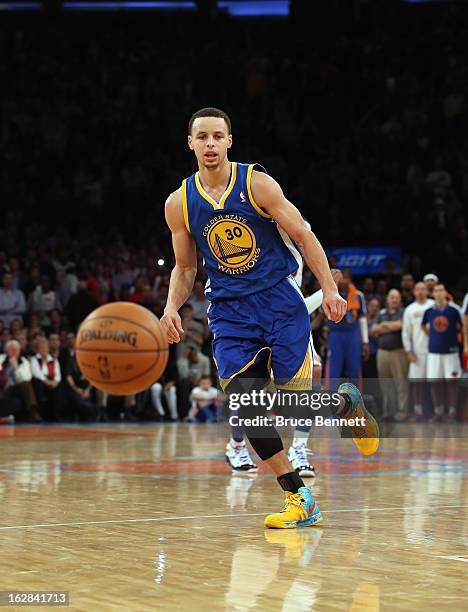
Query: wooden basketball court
[[0, 423, 466, 611]]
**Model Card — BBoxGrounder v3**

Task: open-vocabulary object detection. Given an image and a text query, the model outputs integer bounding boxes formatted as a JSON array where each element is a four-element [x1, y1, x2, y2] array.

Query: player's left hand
[[322, 290, 346, 323]]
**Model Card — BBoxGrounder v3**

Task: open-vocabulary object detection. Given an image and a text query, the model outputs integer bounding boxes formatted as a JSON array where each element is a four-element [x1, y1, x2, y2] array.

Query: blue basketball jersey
[[182, 162, 300, 301]]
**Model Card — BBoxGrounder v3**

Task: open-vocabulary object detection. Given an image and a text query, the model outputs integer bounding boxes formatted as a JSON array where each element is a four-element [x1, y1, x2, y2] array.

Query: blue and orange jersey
[[422, 304, 462, 354], [328, 284, 366, 332], [182, 162, 300, 301]]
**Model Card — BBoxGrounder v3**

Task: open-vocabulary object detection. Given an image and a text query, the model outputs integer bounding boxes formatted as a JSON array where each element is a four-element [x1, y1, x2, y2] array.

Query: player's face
[[188, 117, 232, 168]]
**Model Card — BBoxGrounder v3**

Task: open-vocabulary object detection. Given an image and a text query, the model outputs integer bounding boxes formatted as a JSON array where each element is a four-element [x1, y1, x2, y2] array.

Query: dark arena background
[[0, 1, 467, 611]]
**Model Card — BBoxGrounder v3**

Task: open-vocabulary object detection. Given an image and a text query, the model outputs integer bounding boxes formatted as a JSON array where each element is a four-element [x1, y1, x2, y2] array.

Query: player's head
[[188, 107, 232, 169], [413, 281, 428, 302], [433, 283, 447, 304]]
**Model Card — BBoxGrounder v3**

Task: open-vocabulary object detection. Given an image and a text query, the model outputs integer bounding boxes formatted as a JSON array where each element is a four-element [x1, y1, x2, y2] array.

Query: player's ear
[[188, 135, 194, 150], [227, 135, 233, 149]]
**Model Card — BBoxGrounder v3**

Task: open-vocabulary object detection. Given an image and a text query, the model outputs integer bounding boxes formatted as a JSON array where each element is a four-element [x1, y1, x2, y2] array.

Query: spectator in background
[[402, 282, 434, 422], [58, 332, 76, 375], [362, 277, 376, 303], [0, 328, 11, 353], [8, 257, 22, 290], [375, 279, 388, 307], [177, 344, 211, 419], [28, 275, 61, 328], [112, 258, 136, 300], [150, 346, 179, 421], [65, 354, 97, 421], [0, 272, 26, 328], [422, 283, 462, 422], [30, 336, 63, 420], [65, 279, 99, 330], [47, 308, 65, 336], [371, 289, 408, 421], [10, 318, 24, 337], [188, 280, 210, 322], [0, 339, 41, 421], [363, 297, 381, 382], [400, 274, 415, 307], [187, 377, 222, 423], [423, 273, 439, 299], [57, 263, 79, 307]]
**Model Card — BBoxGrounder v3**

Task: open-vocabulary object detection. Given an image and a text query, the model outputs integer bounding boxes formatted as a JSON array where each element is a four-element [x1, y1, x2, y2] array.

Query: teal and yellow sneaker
[[338, 382, 379, 456], [264, 486, 322, 529]]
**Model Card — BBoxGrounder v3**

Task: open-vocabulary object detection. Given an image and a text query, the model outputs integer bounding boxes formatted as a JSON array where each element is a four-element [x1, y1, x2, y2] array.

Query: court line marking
[[0, 504, 466, 531]]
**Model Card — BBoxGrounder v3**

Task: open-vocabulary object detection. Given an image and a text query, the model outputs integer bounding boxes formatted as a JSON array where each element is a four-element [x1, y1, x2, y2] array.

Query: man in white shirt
[[402, 282, 434, 422], [188, 376, 222, 423]]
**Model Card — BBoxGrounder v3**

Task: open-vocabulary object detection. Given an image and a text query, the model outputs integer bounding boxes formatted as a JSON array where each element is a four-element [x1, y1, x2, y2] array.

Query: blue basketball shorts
[[207, 276, 314, 390]]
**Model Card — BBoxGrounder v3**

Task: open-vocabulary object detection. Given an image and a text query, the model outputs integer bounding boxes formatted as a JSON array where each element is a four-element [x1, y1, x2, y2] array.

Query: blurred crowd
[[1, 6, 468, 422]]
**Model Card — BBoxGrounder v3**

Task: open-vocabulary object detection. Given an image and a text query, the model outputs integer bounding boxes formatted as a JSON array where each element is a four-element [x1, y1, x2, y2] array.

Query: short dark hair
[[188, 107, 231, 134]]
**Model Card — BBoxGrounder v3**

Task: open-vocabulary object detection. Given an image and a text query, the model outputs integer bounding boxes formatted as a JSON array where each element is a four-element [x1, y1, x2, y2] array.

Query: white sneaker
[[225, 441, 258, 473], [287, 442, 316, 478]]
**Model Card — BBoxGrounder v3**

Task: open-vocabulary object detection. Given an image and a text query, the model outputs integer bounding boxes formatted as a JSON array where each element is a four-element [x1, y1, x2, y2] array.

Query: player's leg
[[225, 420, 258, 474], [427, 354, 445, 421], [222, 341, 321, 528], [442, 353, 461, 422], [287, 352, 321, 478]]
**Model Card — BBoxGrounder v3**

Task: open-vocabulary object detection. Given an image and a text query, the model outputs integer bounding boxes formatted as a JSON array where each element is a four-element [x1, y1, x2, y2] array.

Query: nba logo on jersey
[[240, 191, 246, 203]]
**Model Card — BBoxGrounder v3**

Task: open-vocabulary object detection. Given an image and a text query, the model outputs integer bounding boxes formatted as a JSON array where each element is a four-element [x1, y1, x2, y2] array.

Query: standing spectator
[[65, 279, 99, 330], [0, 339, 41, 421], [325, 272, 369, 388], [30, 337, 63, 420], [422, 283, 463, 422], [188, 280, 210, 322], [402, 282, 434, 422], [371, 289, 409, 421], [400, 274, 415, 307], [47, 309, 65, 336], [362, 298, 382, 406], [375, 279, 388, 307], [112, 258, 136, 300], [28, 275, 61, 328], [0, 272, 26, 328], [8, 257, 22, 290], [362, 277, 376, 303], [423, 273, 438, 299]]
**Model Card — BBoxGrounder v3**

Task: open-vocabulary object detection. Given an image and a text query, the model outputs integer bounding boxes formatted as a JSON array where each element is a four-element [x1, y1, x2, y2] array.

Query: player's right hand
[[161, 309, 184, 343], [322, 289, 347, 323]]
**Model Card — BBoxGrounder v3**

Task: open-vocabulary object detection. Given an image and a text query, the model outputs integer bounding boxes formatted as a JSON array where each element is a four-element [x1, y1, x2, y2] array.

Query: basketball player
[[161, 108, 379, 529]]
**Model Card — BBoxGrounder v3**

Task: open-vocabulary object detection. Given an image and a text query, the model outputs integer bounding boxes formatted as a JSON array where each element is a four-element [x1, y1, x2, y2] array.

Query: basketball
[[75, 302, 169, 395]]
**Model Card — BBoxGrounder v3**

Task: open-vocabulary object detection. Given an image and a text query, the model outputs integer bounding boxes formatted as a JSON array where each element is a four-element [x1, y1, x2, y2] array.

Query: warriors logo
[[206, 218, 260, 274]]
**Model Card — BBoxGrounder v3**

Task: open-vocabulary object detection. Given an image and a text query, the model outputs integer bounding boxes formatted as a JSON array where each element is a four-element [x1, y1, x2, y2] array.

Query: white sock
[[230, 437, 245, 448], [435, 405, 444, 416], [414, 404, 423, 416]]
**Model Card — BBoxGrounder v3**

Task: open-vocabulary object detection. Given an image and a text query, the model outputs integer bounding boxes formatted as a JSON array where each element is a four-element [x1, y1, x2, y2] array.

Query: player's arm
[[161, 189, 198, 344], [250, 172, 346, 322]]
